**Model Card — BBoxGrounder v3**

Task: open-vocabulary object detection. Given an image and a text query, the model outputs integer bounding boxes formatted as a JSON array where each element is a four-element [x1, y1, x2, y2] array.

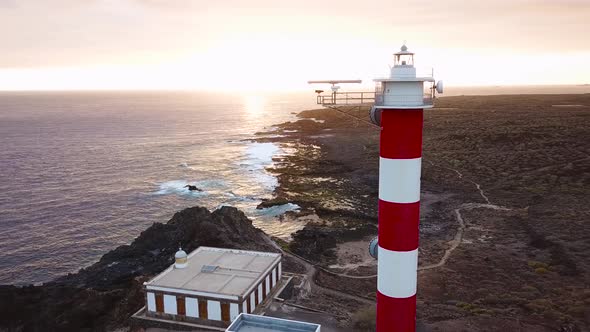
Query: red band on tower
[[380, 109, 423, 159], [377, 292, 417, 332], [378, 200, 420, 251]]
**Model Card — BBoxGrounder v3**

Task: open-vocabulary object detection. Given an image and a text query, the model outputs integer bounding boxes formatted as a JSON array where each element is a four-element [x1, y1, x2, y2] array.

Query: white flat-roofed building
[[143, 246, 282, 328]]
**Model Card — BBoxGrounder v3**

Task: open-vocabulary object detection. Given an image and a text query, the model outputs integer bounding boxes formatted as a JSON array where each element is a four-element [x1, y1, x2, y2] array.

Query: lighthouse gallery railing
[[317, 92, 433, 106]]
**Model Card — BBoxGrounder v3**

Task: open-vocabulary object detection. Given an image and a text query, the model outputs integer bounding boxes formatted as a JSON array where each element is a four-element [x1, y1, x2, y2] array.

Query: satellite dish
[[370, 106, 381, 126], [369, 237, 378, 259], [436, 80, 444, 94]]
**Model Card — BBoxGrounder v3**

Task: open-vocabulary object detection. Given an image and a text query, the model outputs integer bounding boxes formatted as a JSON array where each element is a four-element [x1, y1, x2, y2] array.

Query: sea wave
[[154, 180, 210, 196], [178, 162, 197, 171], [254, 203, 300, 217]]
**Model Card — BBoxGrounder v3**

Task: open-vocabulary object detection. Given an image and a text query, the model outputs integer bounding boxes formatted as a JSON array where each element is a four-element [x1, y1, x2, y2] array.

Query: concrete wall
[[146, 291, 231, 326], [243, 260, 282, 315], [382, 81, 424, 106]]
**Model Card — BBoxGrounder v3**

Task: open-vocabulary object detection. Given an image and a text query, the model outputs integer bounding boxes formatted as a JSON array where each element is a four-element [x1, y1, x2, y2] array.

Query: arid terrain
[[257, 94, 590, 331]]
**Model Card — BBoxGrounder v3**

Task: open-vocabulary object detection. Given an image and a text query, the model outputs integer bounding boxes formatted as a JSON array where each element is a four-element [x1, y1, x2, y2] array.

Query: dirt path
[[420, 160, 514, 271], [295, 252, 376, 305], [268, 158, 516, 281], [281, 160, 516, 276], [265, 235, 375, 305]]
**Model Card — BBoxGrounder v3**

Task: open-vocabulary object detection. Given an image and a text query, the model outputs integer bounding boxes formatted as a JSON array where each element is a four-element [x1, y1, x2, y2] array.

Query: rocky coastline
[[0, 206, 279, 331]]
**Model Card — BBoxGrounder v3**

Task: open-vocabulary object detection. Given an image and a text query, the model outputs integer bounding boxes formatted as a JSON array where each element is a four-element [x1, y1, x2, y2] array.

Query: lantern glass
[[395, 54, 414, 66]]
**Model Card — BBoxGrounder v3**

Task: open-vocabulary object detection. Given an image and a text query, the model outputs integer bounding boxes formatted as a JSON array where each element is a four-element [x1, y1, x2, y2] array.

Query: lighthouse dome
[[174, 247, 188, 269]]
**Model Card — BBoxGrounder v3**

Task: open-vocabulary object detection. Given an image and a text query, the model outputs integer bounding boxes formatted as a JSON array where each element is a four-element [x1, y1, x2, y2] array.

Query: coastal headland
[[1, 94, 589, 331], [255, 93, 590, 331]]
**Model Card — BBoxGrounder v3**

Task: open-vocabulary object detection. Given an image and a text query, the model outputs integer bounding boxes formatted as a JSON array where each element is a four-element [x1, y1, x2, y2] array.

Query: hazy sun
[[243, 95, 266, 116]]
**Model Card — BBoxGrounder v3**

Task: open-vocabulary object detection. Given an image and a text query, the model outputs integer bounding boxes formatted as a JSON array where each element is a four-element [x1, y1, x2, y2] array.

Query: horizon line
[[0, 83, 588, 93]]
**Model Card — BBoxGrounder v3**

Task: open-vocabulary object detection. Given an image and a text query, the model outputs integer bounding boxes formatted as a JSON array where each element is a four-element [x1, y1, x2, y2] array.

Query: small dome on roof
[[394, 43, 414, 56], [174, 247, 188, 268], [175, 248, 187, 258]]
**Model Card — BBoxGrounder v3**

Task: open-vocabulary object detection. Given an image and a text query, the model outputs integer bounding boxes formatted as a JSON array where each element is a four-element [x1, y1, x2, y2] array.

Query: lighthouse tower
[[372, 44, 442, 332]]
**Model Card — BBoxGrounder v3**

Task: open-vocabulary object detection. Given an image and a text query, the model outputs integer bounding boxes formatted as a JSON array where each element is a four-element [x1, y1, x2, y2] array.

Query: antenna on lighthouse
[[307, 79, 364, 106]]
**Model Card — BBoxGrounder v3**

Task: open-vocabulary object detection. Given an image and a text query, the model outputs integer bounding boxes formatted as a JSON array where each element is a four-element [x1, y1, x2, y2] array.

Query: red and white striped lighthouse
[[371, 44, 443, 332]]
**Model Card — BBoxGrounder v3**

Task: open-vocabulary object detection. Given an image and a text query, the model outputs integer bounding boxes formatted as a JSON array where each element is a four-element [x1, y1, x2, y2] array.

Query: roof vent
[[201, 265, 218, 273]]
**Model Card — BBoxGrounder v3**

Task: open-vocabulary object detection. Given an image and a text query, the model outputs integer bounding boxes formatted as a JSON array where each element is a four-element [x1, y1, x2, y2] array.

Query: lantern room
[[394, 44, 414, 67], [373, 44, 443, 109]]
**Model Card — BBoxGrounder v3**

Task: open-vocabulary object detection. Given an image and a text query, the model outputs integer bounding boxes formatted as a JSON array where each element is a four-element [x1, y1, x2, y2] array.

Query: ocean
[[0, 91, 316, 285], [1, 86, 588, 285]]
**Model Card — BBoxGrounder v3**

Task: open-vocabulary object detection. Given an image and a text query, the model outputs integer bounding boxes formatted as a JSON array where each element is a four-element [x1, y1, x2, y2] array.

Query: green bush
[[352, 306, 376, 331], [528, 261, 549, 269]]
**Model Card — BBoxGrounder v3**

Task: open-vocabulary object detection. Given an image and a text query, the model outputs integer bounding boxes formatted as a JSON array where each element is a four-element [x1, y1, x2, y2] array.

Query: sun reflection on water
[[243, 95, 266, 117]]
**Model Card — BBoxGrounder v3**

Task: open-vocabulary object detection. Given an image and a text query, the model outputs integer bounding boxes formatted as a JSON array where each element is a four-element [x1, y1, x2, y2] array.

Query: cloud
[[0, 0, 588, 89]]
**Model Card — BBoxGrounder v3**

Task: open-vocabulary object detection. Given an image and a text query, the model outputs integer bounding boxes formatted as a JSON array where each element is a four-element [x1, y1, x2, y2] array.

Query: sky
[[0, 0, 589, 91]]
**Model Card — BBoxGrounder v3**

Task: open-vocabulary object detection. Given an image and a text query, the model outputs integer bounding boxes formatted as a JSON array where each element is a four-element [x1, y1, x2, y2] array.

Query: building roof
[[145, 247, 281, 300], [226, 313, 321, 332]]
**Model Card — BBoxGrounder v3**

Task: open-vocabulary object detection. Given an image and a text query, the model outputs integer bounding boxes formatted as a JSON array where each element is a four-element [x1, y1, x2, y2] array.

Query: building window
[[147, 292, 156, 311], [230, 303, 239, 320], [155, 293, 164, 313], [270, 271, 274, 288], [208, 300, 222, 320], [249, 293, 255, 313], [272, 268, 277, 286], [163, 294, 177, 315], [186, 298, 199, 318]]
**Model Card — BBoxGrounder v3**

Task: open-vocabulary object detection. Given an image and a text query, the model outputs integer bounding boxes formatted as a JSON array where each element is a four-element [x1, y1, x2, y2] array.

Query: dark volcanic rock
[[290, 223, 377, 263], [0, 206, 277, 332]]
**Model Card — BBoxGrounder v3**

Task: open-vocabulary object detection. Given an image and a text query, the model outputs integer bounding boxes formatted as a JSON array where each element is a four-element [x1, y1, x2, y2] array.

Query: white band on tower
[[377, 246, 418, 298], [379, 157, 422, 204]]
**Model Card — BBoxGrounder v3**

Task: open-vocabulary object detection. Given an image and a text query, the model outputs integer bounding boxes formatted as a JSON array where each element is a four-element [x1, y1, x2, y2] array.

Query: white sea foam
[[254, 203, 301, 217], [178, 162, 197, 171], [154, 180, 210, 196], [245, 142, 280, 167], [240, 142, 281, 190]]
